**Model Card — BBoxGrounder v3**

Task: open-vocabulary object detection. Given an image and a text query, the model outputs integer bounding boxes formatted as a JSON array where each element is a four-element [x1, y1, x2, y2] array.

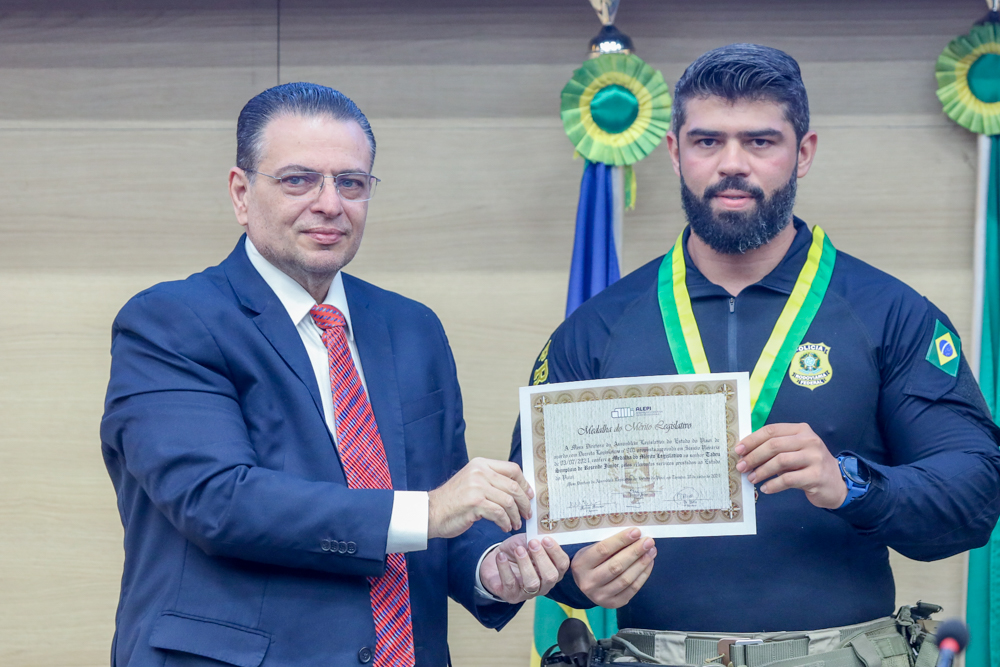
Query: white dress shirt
[[245, 238, 428, 554]]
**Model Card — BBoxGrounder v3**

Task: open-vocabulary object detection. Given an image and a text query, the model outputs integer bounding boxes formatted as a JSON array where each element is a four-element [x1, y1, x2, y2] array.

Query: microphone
[[934, 618, 969, 667], [557, 617, 597, 667]]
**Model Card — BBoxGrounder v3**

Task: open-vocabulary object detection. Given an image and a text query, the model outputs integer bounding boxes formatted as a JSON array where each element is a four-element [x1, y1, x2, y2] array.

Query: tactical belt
[[605, 604, 941, 667]]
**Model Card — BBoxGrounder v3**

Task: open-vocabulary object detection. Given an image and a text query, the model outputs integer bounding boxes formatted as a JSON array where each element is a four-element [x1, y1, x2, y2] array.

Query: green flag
[[968, 134, 1000, 667]]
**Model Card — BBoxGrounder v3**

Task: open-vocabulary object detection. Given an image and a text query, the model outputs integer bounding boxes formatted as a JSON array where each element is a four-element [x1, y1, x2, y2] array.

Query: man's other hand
[[736, 422, 847, 509], [571, 528, 656, 609], [428, 458, 533, 539], [479, 534, 570, 604]]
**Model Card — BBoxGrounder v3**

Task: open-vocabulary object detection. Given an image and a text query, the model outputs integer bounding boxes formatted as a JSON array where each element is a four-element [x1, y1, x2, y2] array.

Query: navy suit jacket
[[101, 237, 517, 667]]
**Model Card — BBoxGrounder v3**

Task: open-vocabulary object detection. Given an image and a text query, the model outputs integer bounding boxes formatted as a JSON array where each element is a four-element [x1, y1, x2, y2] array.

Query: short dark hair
[[671, 44, 809, 143], [236, 82, 376, 177]]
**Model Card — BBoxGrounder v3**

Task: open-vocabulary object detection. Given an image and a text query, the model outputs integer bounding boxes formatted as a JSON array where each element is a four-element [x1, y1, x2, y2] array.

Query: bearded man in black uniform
[[508, 43, 1000, 651]]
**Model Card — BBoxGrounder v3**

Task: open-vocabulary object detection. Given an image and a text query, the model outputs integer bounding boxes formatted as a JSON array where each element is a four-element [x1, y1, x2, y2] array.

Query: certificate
[[519, 372, 755, 545]]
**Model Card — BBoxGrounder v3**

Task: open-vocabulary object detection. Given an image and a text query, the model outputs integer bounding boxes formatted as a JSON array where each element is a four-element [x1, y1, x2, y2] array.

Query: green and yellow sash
[[657, 226, 837, 430]]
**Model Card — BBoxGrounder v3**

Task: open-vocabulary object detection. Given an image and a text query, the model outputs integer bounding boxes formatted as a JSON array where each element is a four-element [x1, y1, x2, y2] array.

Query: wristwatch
[[836, 455, 870, 509]]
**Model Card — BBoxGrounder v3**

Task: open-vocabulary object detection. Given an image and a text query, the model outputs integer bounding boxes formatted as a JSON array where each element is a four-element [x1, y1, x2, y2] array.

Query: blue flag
[[566, 161, 622, 316]]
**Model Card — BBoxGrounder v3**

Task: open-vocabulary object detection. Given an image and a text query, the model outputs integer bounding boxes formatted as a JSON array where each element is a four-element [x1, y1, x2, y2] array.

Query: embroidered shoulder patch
[[531, 339, 552, 386], [925, 320, 961, 377]]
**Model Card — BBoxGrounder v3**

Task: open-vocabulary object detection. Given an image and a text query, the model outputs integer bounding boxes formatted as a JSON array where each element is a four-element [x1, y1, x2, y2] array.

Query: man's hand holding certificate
[[519, 372, 756, 545]]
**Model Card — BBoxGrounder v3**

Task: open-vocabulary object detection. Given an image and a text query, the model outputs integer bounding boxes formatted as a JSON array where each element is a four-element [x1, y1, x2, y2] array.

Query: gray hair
[[236, 82, 375, 178]]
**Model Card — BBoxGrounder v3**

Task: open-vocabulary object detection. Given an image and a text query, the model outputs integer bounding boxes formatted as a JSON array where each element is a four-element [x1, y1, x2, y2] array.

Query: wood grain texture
[[0, 273, 164, 665], [0, 0, 989, 665], [0, 3, 277, 121], [280, 60, 951, 119], [0, 116, 977, 277], [281, 0, 984, 64]]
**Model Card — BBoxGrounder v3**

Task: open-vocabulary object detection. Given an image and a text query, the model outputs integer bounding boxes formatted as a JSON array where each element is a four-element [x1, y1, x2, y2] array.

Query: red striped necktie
[[310, 304, 416, 667]]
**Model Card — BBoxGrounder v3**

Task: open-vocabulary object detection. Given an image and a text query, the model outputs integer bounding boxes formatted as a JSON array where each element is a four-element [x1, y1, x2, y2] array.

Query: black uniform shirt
[[512, 218, 1000, 632]]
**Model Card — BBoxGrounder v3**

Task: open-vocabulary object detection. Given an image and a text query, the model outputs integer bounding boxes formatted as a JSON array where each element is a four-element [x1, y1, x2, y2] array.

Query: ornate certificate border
[[519, 372, 755, 545]]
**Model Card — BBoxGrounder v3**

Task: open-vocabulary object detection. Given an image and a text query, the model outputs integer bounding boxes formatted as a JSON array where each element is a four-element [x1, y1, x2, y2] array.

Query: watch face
[[840, 456, 869, 485], [854, 460, 871, 485]]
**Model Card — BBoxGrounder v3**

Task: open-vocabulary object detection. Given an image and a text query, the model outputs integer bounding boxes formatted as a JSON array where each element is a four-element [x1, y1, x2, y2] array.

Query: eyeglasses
[[244, 169, 380, 202]]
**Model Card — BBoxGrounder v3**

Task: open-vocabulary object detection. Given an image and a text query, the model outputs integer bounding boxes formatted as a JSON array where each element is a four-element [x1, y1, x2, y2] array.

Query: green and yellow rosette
[[937, 20, 1000, 135], [560, 53, 671, 166]]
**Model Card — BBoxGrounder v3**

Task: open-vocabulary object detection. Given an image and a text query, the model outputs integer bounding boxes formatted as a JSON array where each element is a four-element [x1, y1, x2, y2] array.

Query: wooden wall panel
[[0, 5, 277, 121], [0, 1, 991, 665], [275, 61, 948, 119], [0, 116, 976, 281], [0, 273, 161, 665], [0, 126, 241, 273]]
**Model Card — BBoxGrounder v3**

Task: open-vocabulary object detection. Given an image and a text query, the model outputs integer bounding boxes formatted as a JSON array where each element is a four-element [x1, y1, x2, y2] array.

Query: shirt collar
[[682, 217, 813, 298], [244, 236, 356, 340]]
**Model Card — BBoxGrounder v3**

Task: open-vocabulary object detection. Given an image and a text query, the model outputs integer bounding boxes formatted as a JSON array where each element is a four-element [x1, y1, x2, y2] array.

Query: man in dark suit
[[101, 82, 568, 667]]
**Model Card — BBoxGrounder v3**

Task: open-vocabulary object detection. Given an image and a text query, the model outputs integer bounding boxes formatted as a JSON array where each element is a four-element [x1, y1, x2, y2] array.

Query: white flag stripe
[[972, 134, 991, 379]]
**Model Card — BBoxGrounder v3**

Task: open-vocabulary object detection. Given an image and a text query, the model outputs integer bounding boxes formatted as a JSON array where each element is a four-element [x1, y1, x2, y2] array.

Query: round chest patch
[[789, 343, 832, 390]]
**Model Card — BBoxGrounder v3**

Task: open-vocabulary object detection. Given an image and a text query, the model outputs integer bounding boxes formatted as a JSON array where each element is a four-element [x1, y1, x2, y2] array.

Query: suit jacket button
[[338, 541, 349, 554], [347, 541, 357, 554], [358, 646, 373, 663], [321, 539, 331, 552]]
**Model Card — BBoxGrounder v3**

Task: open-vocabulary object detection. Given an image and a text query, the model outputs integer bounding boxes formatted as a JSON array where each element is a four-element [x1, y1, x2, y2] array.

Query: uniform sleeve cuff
[[385, 491, 429, 554]]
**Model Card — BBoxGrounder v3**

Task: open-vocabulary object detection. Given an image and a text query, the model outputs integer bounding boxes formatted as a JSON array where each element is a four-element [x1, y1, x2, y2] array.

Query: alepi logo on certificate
[[610, 406, 660, 418]]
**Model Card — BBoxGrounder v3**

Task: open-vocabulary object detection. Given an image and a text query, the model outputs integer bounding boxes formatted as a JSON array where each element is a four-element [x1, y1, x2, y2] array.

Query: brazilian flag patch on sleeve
[[925, 319, 961, 377]]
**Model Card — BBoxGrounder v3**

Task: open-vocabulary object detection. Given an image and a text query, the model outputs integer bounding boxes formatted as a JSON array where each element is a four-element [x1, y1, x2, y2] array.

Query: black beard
[[680, 171, 797, 255]]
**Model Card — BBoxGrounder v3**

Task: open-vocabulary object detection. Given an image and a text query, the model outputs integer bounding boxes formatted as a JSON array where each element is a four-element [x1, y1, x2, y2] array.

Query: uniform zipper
[[728, 297, 738, 372]]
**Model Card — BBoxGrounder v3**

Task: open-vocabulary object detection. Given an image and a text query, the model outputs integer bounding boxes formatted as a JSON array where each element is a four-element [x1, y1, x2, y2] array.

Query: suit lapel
[[222, 237, 327, 423], [222, 240, 405, 488], [344, 275, 409, 491]]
